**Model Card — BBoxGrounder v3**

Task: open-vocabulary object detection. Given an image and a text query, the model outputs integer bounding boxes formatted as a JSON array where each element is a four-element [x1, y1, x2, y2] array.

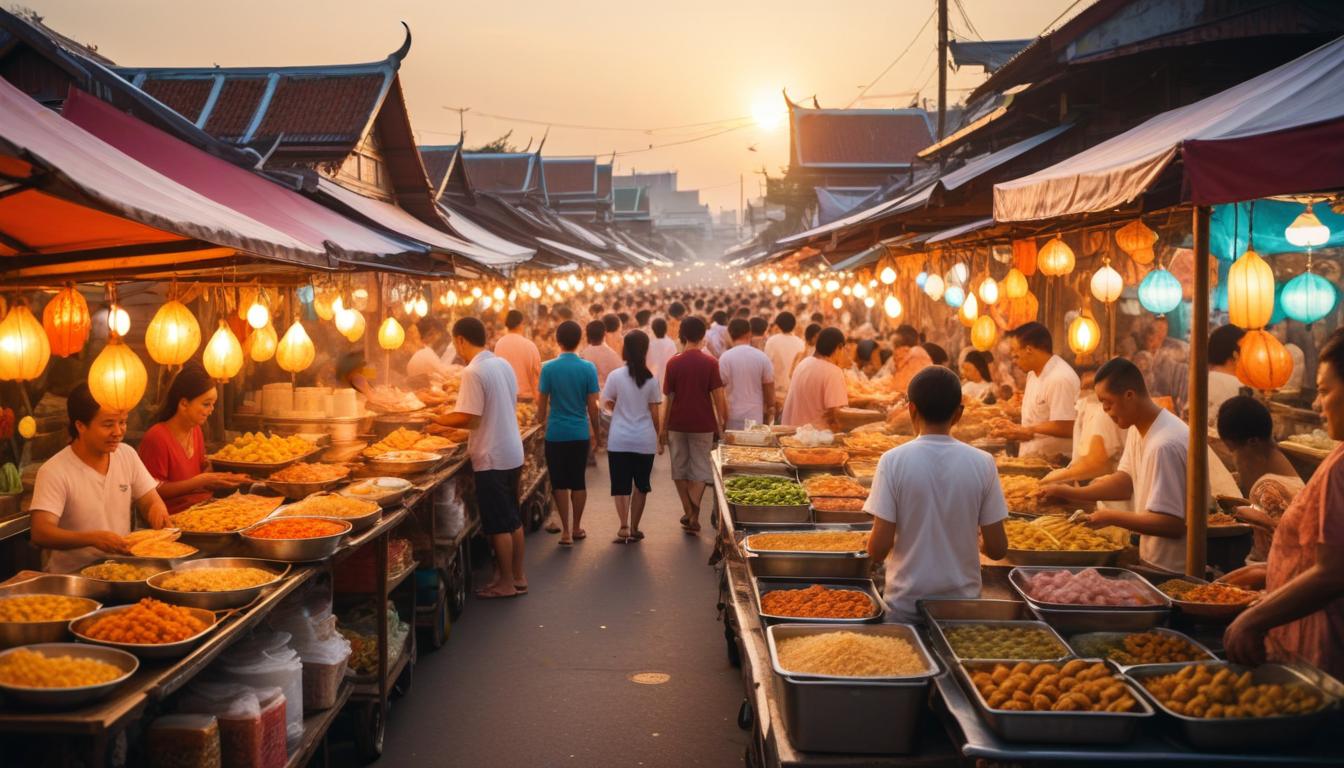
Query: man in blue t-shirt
[[537, 321, 600, 547]]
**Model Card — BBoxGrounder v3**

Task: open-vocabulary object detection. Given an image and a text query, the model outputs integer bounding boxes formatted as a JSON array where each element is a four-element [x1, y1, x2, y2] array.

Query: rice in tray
[[775, 630, 927, 677]]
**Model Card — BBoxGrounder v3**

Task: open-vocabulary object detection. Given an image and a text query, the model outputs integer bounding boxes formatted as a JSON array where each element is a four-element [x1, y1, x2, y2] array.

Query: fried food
[[944, 625, 1067, 660], [1006, 518, 1121, 552], [364, 428, 456, 458], [0, 595, 93, 622], [1157, 580, 1258, 605], [802, 474, 868, 499], [1071, 631, 1212, 666], [81, 598, 209, 644], [746, 531, 868, 553], [268, 462, 349, 484], [211, 432, 314, 464], [810, 496, 867, 513], [776, 631, 926, 677], [515, 402, 537, 426], [157, 567, 278, 592], [1024, 568, 1161, 606], [170, 493, 284, 533], [129, 539, 198, 558], [1139, 664, 1323, 718], [996, 455, 1054, 473], [783, 447, 849, 467], [969, 660, 1138, 712], [846, 457, 879, 480], [841, 433, 910, 456], [278, 494, 379, 519], [1000, 474, 1071, 516], [0, 649, 124, 688], [759, 584, 877, 619], [247, 518, 347, 540], [720, 446, 786, 466], [80, 561, 162, 582]]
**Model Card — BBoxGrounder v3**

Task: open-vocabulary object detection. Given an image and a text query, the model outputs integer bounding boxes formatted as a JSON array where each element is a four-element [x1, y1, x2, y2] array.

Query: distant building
[[613, 171, 712, 237]]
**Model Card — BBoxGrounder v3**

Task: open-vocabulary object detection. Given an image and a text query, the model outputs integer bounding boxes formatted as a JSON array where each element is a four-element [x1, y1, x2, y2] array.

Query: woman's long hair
[[154, 361, 216, 424], [623, 330, 653, 388]]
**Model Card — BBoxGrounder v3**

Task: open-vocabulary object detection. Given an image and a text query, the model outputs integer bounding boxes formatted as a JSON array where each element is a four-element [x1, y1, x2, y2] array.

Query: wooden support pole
[[1186, 206, 1211, 576]]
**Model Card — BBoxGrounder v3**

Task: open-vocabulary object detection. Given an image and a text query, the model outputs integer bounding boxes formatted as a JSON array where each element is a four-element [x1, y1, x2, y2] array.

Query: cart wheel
[[421, 569, 451, 651], [724, 624, 741, 668], [353, 701, 385, 762], [525, 496, 546, 532], [448, 543, 469, 620], [392, 655, 414, 698], [737, 698, 753, 731]]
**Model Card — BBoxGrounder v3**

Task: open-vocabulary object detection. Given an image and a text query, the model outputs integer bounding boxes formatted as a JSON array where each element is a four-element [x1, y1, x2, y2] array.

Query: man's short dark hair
[[668, 301, 686, 319], [602, 313, 620, 333], [1008, 321, 1053, 353], [505, 310, 524, 330], [417, 316, 445, 340], [452, 317, 487, 347], [750, 317, 767, 337], [636, 309, 651, 327], [810, 312, 824, 324], [908, 366, 963, 424], [922, 342, 949, 366], [1209, 324, 1246, 366], [1095, 356, 1148, 396], [804, 323, 822, 344], [680, 316, 707, 343], [67, 382, 102, 439], [586, 320, 606, 345], [712, 310, 729, 325], [651, 317, 668, 339], [892, 324, 919, 348], [856, 339, 879, 364], [1323, 327, 1344, 376], [1217, 395, 1271, 446], [815, 327, 845, 357], [555, 305, 574, 320], [728, 318, 751, 340], [774, 311, 797, 334], [556, 320, 582, 351]]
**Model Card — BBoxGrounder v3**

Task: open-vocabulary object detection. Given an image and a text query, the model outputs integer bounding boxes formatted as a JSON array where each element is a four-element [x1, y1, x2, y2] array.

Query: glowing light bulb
[[883, 295, 902, 319], [831, 296, 843, 310], [879, 266, 896, 285], [107, 304, 131, 337]]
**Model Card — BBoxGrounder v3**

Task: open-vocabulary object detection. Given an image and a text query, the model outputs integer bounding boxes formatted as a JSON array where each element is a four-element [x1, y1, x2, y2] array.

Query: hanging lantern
[[1280, 270, 1338, 324], [333, 298, 357, 334], [342, 310, 367, 342], [42, 286, 91, 357], [87, 337, 147, 411], [106, 304, 131, 337], [1237, 330, 1293, 391], [249, 322, 277, 362], [1226, 249, 1275, 329], [1002, 268, 1029, 299], [1090, 262, 1124, 304], [915, 271, 928, 288], [1068, 311, 1101, 355], [1138, 268, 1182, 314], [944, 285, 965, 309], [202, 321, 244, 381], [1115, 220, 1158, 255], [17, 416, 35, 439], [313, 287, 336, 321], [978, 276, 1000, 306], [378, 317, 406, 350], [144, 300, 202, 366], [1012, 239, 1037, 276], [246, 289, 270, 330], [1284, 204, 1330, 248], [0, 303, 50, 381], [923, 274, 945, 300], [879, 265, 897, 285], [949, 262, 970, 286], [414, 297, 429, 317], [1037, 236, 1076, 277], [971, 315, 998, 351], [960, 293, 979, 326], [1003, 291, 1039, 329], [831, 296, 843, 310], [277, 321, 316, 373], [883, 295, 902, 319]]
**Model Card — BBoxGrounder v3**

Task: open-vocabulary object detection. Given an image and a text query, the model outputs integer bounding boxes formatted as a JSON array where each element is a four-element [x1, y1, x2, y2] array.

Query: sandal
[[513, 582, 529, 594], [612, 528, 632, 543], [475, 586, 519, 599], [558, 538, 573, 547], [631, 531, 645, 541], [573, 529, 587, 541], [545, 522, 561, 534]]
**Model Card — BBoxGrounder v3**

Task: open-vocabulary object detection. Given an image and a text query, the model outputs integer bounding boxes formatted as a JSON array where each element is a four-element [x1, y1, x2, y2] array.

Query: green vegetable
[[0, 463, 19, 494], [724, 475, 808, 506]]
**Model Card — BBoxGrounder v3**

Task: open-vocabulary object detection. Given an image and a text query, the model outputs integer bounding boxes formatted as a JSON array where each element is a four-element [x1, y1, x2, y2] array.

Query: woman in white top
[[959, 351, 996, 402], [601, 331, 664, 543]]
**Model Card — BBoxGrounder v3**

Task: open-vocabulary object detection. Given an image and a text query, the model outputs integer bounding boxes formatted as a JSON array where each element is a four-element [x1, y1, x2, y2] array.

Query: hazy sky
[[24, 0, 1080, 214]]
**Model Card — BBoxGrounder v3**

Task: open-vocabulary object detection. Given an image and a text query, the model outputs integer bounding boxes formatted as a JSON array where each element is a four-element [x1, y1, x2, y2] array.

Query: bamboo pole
[[1186, 206, 1211, 577]]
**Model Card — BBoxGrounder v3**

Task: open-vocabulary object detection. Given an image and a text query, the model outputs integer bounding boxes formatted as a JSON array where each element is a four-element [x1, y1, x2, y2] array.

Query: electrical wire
[[1038, 0, 1089, 38], [845, 8, 936, 108], [439, 107, 753, 134], [953, 0, 984, 40]]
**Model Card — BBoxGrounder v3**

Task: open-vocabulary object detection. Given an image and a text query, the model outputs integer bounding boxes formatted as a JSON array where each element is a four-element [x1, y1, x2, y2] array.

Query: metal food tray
[[146, 557, 289, 610], [0, 573, 112, 603], [1004, 547, 1123, 568], [0, 594, 102, 648], [751, 576, 884, 624], [722, 473, 810, 526], [206, 445, 324, 476], [744, 550, 871, 579], [766, 622, 939, 681], [955, 658, 1154, 744], [928, 619, 1072, 665], [1124, 662, 1338, 750], [0, 643, 138, 708], [919, 598, 1035, 623], [1067, 628, 1217, 670], [363, 452, 446, 476], [1144, 573, 1258, 622], [70, 604, 219, 659], [1009, 566, 1172, 612], [811, 507, 873, 526], [73, 558, 177, 603]]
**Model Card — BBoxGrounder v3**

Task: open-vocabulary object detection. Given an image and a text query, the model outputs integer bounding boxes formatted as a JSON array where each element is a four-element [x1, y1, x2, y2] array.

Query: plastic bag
[[175, 682, 262, 768], [434, 478, 466, 541], [148, 714, 221, 768], [216, 629, 304, 748], [268, 590, 352, 709], [255, 687, 288, 768]]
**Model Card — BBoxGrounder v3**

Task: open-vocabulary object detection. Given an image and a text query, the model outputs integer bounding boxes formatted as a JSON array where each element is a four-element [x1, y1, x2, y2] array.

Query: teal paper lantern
[[915, 271, 928, 288], [943, 285, 965, 308], [1138, 268, 1182, 314], [1280, 271, 1338, 324]]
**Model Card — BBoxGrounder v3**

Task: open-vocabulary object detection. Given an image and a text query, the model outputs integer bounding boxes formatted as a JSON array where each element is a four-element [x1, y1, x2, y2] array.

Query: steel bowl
[[273, 497, 382, 532], [363, 450, 444, 476], [70, 603, 218, 659], [0, 574, 111, 603], [263, 466, 350, 500], [0, 595, 102, 648], [146, 557, 289, 610], [0, 642, 138, 708], [73, 559, 177, 603], [241, 517, 352, 562], [338, 477, 414, 508]]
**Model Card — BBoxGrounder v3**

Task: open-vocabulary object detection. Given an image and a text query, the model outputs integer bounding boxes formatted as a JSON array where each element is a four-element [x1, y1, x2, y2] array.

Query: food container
[[723, 473, 811, 526], [723, 429, 774, 447], [919, 598, 1035, 624], [74, 559, 177, 603], [955, 659, 1154, 744], [263, 465, 350, 500], [1144, 573, 1256, 622], [339, 477, 414, 508], [372, 415, 429, 438], [751, 577, 884, 624], [363, 450, 444, 476], [277, 501, 381, 533], [0, 573, 111, 603], [1027, 602, 1170, 635], [147, 558, 289, 610], [927, 619, 1071, 664], [1124, 662, 1337, 750], [1009, 566, 1172, 611], [241, 517, 352, 562], [70, 604, 219, 659], [207, 445, 323, 477], [1066, 629, 1217, 670], [766, 623, 938, 754], [0, 595, 102, 648], [1003, 547, 1123, 568], [0, 642, 138, 708], [742, 530, 871, 579]]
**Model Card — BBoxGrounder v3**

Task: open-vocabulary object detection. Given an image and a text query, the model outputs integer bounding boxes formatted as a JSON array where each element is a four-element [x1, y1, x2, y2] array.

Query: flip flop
[[573, 529, 587, 540], [545, 523, 562, 534], [513, 583, 529, 594], [631, 531, 645, 541], [679, 515, 690, 527], [475, 587, 519, 599], [613, 529, 632, 543], [558, 538, 573, 547]]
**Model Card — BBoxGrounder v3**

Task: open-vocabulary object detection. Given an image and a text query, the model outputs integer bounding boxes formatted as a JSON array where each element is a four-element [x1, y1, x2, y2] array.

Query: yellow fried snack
[[841, 433, 911, 456], [0, 649, 124, 688], [720, 446, 786, 465], [745, 531, 868, 553], [802, 474, 868, 499], [0, 595, 93, 622], [156, 567, 277, 592], [1005, 518, 1120, 551], [80, 561, 162, 581], [170, 493, 284, 533], [211, 432, 313, 464], [969, 660, 1137, 712], [129, 539, 198, 558], [268, 462, 349, 484], [279, 494, 379, 519], [1139, 664, 1323, 718]]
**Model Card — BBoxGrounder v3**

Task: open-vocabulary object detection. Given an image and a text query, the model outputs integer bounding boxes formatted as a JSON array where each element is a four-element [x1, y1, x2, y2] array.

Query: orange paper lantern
[[970, 315, 998, 351], [1012, 239, 1038, 276], [1002, 291, 1039, 330], [1237, 330, 1293, 391], [42, 286, 91, 357], [1115, 220, 1158, 255]]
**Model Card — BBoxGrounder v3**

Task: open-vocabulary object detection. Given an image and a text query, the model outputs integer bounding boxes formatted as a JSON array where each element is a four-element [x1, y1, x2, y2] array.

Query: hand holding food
[[87, 531, 130, 555]]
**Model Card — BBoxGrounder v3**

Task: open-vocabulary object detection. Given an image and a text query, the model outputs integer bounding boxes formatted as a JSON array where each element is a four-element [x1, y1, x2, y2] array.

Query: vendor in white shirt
[[1206, 324, 1247, 463], [29, 384, 170, 573], [405, 317, 458, 384], [992, 322, 1079, 461], [1038, 358, 1189, 573]]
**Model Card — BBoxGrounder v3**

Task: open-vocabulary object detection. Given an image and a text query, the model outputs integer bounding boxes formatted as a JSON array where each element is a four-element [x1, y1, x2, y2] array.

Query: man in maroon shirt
[[659, 316, 726, 534]]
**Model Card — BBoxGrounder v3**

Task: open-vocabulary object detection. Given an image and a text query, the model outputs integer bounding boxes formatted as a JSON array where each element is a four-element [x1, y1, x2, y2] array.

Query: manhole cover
[[629, 672, 671, 685]]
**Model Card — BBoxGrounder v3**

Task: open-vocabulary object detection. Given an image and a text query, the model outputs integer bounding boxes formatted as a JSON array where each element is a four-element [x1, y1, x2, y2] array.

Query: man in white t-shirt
[[764, 312, 805, 405], [1207, 324, 1246, 439], [647, 317, 678, 387], [29, 384, 169, 573], [865, 366, 1009, 620], [1041, 367, 1126, 512], [433, 317, 527, 599], [993, 322, 1079, 460], [719, 318, 775, 430], [1038, 358, 1189, 573], [406, 317, 458, 383]]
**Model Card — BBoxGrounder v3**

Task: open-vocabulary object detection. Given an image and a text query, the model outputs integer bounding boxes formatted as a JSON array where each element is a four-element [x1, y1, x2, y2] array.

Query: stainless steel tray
[[1009, 566, 1172, 611], [1124, 661, 1337, 750], [70, 604, 219, 659], [811, 507, 873, 526], [744, 551, 871, 579], [1067, 629, 1217, 670], [0, 643, 138, 709], [0, 573, 111, 603], [928, 619, 1071, 664], [1028, 603, 1169, 635], [956, 659, 1154, 744], [776, 673, 929, 754], [73, 559, 177, 603], [727, 502, 811, 526], [751, 576, 884, 624], [0, 594, 102, 648], [766, 622, 939, 681], [919, 598, 1034, 624], [1004, 547, 1123, 567], [146, 557, 289, 610]]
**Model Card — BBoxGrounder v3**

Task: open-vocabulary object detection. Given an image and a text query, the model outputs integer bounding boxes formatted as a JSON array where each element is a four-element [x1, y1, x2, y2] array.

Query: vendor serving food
[[990, 323, 1078, 461], [137, 362, 248, 514], [29, 383, 169, 572]]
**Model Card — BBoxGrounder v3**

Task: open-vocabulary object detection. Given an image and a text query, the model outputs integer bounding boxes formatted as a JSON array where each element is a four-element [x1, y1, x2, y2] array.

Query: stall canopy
[[994, 35, 1344, 221], [0, 76, 330, 280], [438, 203, 536, 264], [536, 237, 607, 266]]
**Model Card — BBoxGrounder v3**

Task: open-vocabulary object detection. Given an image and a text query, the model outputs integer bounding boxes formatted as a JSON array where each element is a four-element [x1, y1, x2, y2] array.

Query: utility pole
[[739, 174, 745, 237], [937, 0, 948, 140]]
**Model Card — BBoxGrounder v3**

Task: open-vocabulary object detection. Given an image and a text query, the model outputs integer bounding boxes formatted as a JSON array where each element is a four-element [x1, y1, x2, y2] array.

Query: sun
[[751, 95, 787, 131]]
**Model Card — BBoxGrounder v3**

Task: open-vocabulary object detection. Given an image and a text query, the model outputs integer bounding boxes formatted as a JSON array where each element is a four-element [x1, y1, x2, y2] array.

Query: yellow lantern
[[87, 336, 147, 411], [1115, 219, 1158, 255], [1237, 330, 1293, 391], [144, 300, 201, 366], [1037, 236, 1075, 277], [1002, 268, 1029, 299], [1090, 263, 1124, 304], [249, 323, 277, 362], [17, 415, 35, 439], [1068, 311, 1101, 355], [106, 304, 131, 337], [342, 310, 367, 342], [0, 304, 51, 381], [970, 315, 997, 351], [277, 321, 316, 373], [1227, 249, 1275, 329], [313, 288, 336, 321], [883, 295, 902, 319], [879, 265, 897, 285], [978, 277, 1000, 306], [246, 290, 270, 330], [202, 321, 244, 381], [378, 317, 405, 350], [960, 293, 979, 326], [42, 285, 91, 357]]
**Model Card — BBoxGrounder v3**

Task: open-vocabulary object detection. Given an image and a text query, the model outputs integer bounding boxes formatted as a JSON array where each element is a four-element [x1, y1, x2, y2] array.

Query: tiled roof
[[419, 145, 458, 192], [139, 78, 213, 123], [462, 153, 539, 196], [202, 77, 267, 139], [790, 106, 933, 168], [541, 157, 597, 197], [253, 73, 384, 143]]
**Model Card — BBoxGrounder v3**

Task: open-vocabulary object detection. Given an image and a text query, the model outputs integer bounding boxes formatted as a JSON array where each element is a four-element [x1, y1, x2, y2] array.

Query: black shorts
[[475, 467, 522, 535], [544, 440, 589, 491], [608, 451, 654, 496]]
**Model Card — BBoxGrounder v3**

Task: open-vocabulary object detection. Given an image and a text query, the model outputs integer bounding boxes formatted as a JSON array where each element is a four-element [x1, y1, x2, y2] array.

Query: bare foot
[[475, 583, 519, 599]]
